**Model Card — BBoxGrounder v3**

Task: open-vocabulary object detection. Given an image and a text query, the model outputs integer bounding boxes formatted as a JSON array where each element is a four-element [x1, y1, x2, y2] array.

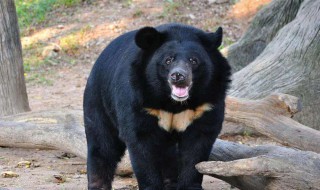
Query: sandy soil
[[1, 0, 272, 189], [0, 147, 236, 190]]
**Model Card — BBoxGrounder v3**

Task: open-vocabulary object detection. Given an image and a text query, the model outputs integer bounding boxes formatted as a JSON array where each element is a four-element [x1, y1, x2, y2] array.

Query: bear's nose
[[170, 72, 185, 83]]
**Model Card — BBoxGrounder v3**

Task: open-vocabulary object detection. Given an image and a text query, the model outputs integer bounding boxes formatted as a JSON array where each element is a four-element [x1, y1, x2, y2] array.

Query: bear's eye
[[165, 57, 174, 65], [189, 57, 198, 65]]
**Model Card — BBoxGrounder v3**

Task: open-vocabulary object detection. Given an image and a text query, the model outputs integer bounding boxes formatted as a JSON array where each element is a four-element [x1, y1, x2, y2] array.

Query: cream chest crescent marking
[[145, 103, 213, 132]]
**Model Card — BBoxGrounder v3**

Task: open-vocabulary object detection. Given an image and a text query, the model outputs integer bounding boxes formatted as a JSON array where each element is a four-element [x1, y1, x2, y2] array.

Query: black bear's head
[[134, 24, 230, 106]]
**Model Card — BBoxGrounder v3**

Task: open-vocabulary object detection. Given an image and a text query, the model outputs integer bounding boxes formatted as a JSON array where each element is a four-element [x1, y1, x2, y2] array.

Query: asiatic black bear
[[83, 23, 231, 190]]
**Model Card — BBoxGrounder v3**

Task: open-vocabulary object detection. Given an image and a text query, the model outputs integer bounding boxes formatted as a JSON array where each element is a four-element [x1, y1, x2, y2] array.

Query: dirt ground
[[1, 0, 272, 189], [0, 147, 236, 189], [0, 135, 278, 189]]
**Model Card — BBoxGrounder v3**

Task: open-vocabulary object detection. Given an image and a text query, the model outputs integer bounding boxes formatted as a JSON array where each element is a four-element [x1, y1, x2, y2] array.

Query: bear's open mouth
[[170, 84, 191, 102]]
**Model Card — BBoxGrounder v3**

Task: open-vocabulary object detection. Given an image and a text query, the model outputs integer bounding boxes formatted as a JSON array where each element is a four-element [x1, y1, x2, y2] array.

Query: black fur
[[83, 23, 231, 190]]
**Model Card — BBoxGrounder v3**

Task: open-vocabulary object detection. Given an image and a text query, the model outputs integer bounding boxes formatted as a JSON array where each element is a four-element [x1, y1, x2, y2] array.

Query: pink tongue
[[172, 85, 188, 97]]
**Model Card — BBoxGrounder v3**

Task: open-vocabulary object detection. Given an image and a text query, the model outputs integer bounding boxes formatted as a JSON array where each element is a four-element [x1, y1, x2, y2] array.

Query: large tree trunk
[[224, 0, 303, 72], [229, 0, 320, 130], [0, 0, 30, 116]]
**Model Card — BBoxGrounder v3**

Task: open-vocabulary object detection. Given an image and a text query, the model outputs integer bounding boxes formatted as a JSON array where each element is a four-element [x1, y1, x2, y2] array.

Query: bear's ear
[[135, 27, 165, 50], [213, 27, 223, 48], [203, 27, 223, 49]]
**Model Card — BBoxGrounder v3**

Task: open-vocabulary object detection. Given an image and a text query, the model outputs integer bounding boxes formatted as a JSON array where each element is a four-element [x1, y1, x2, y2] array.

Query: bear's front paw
[[165, 182, 177, 190]]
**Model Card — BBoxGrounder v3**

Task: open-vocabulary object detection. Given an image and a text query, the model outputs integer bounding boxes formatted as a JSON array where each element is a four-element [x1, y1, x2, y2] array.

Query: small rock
[[56, 152, 77, 159], [1, 171, 19, 178], [73, 174, 82, 179], [85, 40, 95, 48], [208, 0, 229, 4], [52, 45, 61, 52], [188, 14, 196, 20], [108, 24, 118, 30], [116, 151, 133, 177], [78, 169, 87, 175], [52, 174, 66, 183], [57, 25, 64, 29], [42, 44, 61, 58], [16, 161, 31, 168], [96, 38, 105, 46]]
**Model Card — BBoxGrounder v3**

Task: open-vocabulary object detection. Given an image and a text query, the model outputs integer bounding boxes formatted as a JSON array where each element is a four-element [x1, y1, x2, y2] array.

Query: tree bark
[[0, 110, 87, 158], [196, 139, 320, 190], [229, 0, 320, 130], [0, 0, 30, 116], [225, 93, 320, 153], [224, 0, 303, 72]]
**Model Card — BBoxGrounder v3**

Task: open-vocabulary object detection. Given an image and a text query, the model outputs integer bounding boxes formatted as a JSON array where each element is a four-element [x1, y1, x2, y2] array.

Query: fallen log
[[0, 93, 319, 156], [0, 109, 133, 176], [196, 139, 320, 190], [225, 93, 320, 153], [0, 110, 87, 158]]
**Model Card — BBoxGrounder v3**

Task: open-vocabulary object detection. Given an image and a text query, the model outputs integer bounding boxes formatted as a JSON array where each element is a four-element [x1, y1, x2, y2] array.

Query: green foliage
[[60, 33, 81, 55], [15, 0, 81, 34], [15, 0, 55, 30], [243, 130, 253, 137], [23, 54, 47, 72], [26, 73, 53, 85], [162, 0, 181, 18], [122, 0, 133, 7], [133, 9, 144, 18], [23, 42, 55, 86], [219, 37, 235, 50], [59, 25, 91, 55], [160, 0, 192, 23], [22, 42, 49, 71], [22, 42, 59, 74], [57, 0, 82, 7]]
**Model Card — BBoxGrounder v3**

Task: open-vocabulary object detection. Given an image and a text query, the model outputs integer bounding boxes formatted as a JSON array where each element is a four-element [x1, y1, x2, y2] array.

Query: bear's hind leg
[[85, 111, 126, 190]]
